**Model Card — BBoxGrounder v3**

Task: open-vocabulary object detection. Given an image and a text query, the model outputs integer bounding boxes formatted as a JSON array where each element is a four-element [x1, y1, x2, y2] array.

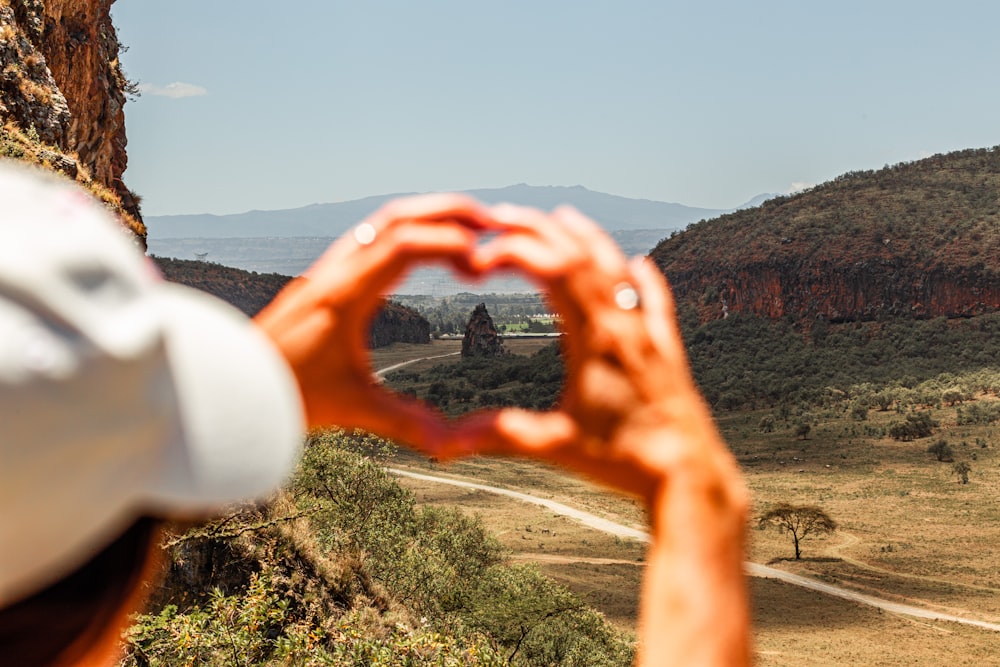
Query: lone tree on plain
[[953, 461, 971, 484], [758, 503, 837, 560], [928, 439, 954, 462]]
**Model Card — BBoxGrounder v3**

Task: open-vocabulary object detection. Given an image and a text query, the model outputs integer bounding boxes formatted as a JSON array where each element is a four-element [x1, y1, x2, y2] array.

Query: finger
[[305, 194, 493, 279], [494, 204, 631, 292], [307, 220, 480, 334], [328, 385, 450, 455], [348, 220, 479, 297], [628, 256, 689, 368], [368, 193, 495, 231], [550, 206, 629, 280], [450, 408, 579, 459], [490, 203, 583, 251], [474, 207, 589, 313], [474, 228, 580, 281], [309, 218, 477, 282], [488, 205, 635, 315]]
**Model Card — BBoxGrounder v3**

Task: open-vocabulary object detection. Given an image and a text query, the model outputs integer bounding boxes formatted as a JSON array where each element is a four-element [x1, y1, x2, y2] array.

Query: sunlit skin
[[68, 195, 750, 666]]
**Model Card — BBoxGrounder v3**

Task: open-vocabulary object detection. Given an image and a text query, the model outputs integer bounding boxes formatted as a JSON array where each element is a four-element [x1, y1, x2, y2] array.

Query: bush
[[954, 461, 972, 484], [927, 439, 955, 462], [888, 412, 938, 441]]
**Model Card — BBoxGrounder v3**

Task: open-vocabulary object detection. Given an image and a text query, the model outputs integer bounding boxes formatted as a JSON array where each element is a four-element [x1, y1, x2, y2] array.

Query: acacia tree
[[928, 439, 954, 462], [758, 504, 837, 560]]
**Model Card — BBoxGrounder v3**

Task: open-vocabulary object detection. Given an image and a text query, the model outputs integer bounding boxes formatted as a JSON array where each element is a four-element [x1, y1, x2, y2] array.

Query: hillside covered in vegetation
[[652, 147, 1000, 324], [122, 431, 634, 666], [388, 343, 564, 417]]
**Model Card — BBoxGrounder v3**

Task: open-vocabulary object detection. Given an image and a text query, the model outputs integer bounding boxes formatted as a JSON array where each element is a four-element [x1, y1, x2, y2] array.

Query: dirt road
[[374, 352, 460, 381], [390, 468, 1000, 632]]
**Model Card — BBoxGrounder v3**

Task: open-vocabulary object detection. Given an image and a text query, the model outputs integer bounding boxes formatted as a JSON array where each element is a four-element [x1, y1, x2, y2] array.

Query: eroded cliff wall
[[0, 0, 142, 238], [652, 147, 1000, 325], [667, 262, 1000, 324]]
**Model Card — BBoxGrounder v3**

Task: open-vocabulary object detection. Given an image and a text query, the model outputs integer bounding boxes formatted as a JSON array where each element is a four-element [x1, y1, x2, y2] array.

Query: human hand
[[254, 194, 492, 448], [453, 204, 746, 510], [457, 205, 751, 666]]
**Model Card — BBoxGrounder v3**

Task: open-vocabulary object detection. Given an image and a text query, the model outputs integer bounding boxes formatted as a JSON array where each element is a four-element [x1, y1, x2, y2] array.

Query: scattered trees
[[385, 343, 564, 417], [681, 310, 1000, 413], [956, 401, 1000, 425], [758, 504, 837, 560]]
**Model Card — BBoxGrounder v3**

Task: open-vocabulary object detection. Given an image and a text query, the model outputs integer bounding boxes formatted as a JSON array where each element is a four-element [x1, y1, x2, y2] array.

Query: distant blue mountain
[[146, 185, 732, 239]]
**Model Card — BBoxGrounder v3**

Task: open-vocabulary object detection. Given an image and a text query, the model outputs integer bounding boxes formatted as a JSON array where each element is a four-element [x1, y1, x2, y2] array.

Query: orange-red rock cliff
[[0, 0, 141, 238]]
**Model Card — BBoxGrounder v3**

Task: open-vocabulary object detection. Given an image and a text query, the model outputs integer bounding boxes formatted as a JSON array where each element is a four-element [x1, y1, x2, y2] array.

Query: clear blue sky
[[112, 1, 1000, 217]]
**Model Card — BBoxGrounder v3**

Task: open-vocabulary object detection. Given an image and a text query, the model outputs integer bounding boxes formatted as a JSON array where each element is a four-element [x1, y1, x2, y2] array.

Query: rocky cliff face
[[370, 301, 430, 348], [0, 0, 142, 238], [0, 1, 70, 145], [652, 147, 1000, 325], [461, 303, 506, 358], [668, 262, 1000, 324]]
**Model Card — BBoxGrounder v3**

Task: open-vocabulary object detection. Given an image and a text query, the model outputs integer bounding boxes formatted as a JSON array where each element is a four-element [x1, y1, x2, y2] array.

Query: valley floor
[[390, 454, 1000, 666], [370, 341, 1000, 666]]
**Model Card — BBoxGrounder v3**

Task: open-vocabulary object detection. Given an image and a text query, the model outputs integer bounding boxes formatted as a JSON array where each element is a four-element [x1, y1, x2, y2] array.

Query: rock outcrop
[[370, 301, 431, 348], [0, 2, 70, 146], [461, 303, 506, 358], [651, 147, 1000, 325], [0, 0, 142, 238]]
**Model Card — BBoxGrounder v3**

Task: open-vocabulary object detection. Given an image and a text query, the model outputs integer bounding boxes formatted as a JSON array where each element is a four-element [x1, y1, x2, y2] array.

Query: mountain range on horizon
[[146, 184, 776, 239]]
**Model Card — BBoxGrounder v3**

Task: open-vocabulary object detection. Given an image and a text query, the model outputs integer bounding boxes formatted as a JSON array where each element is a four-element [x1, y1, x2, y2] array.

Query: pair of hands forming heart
[[255, 193, 752, 666], [254, 194, 744, 510]]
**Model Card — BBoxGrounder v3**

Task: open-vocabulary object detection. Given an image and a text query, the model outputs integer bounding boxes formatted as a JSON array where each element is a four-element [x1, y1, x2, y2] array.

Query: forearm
[[636, 439, 751, 667]]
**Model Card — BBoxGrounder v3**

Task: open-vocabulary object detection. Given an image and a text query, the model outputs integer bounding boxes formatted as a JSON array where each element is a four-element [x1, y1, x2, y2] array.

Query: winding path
[[389, 468, 1000, 633], [374, 352, 460, 381]]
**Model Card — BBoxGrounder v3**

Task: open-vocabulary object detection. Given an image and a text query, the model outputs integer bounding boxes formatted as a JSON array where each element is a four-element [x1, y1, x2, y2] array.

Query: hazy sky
[[112, 1, 1000, 216]]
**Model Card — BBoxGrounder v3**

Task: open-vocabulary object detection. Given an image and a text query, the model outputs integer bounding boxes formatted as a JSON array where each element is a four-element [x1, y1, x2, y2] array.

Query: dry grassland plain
[[371, 341, 1000, 665]]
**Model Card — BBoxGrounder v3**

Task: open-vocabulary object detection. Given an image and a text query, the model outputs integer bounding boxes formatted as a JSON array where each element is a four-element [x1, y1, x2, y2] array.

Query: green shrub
[[122, 430, 632, 666], [927, 439, 955, 462], [889, 412, 939, 441]]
